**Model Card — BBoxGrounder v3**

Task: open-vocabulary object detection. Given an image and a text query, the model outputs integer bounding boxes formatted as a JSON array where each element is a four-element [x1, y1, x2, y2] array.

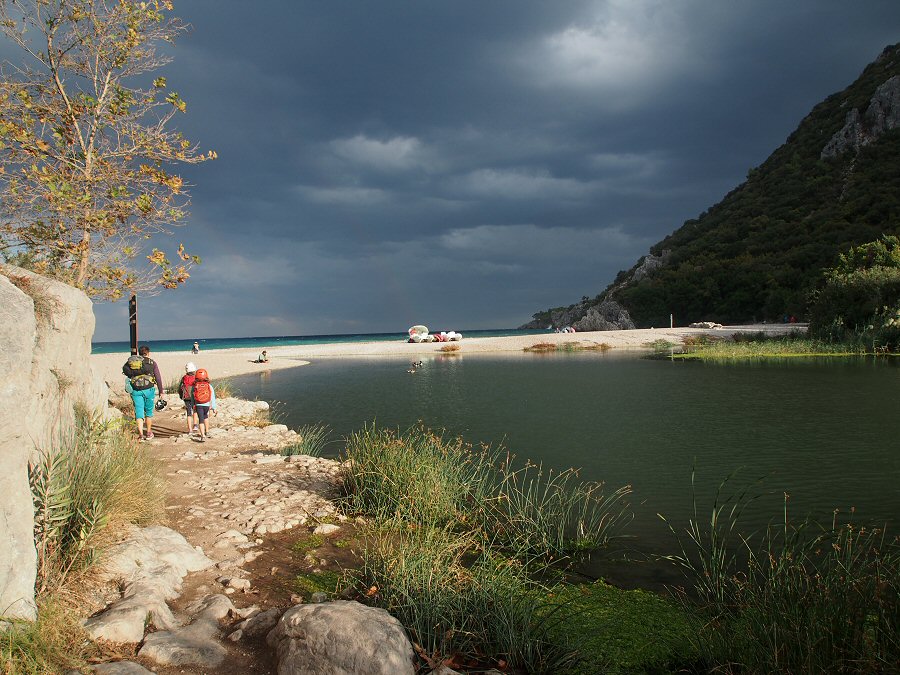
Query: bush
[[809, 235, 900, 349]]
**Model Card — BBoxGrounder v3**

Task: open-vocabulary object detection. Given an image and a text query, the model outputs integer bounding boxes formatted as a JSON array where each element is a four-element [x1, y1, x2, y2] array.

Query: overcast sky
[[85, 1, 900, 342]]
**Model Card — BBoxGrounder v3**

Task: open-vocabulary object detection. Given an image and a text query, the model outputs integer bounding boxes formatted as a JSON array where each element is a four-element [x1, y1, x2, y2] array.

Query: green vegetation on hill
[[531, 44, 900, 329]]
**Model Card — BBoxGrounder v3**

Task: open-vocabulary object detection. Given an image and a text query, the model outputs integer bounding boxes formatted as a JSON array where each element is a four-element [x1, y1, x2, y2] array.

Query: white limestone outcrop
[[0, 265, 111, 619]]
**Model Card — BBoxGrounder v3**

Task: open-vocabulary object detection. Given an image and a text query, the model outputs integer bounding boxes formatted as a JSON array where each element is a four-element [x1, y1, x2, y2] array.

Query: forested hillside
[[525, 44, 900, 329]]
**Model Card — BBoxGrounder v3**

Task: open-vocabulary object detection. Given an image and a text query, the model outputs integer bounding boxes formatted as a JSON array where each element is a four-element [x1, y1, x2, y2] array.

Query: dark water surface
[[231, 353, 900, 587]]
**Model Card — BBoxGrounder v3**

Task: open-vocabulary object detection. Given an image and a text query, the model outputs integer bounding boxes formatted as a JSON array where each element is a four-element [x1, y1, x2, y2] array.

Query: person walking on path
[[191, 368, 217, 442], [122, 345, 165, 441], [179, 362, 200, 435]]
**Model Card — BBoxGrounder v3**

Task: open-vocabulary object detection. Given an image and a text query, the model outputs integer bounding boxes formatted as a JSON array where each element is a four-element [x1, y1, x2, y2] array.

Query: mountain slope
[[524, 44, 900, 330]]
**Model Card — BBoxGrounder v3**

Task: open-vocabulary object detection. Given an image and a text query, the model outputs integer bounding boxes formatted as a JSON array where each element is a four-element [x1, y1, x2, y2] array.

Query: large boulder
[[266, 601, 415, 675], [0, 274, 39, 619], [0, 265, 112, 619]]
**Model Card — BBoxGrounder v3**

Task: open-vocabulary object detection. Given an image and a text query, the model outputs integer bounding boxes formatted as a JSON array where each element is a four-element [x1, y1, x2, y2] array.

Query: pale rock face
[[822, 75, 900, 158], [0, 274, 38, 619], [84, 525, 214, 643], [267, 600, 416, 675], [0, 267, 112, 619], [574, 299, 637, 332]]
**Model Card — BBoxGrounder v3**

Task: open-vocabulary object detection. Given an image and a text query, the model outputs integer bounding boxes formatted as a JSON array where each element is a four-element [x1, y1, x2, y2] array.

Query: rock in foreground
[[267, 600, 415, 675]]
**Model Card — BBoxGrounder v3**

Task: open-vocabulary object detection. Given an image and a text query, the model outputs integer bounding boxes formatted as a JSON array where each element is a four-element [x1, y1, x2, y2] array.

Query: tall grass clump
[[29, 408, 165, 591], [341, 425, 495, 526], [341, 425, 633, 670], [663, 475, 900, 673], [341, 425, 630, 559], [211, 377, 234, 398], [354, 524, 578, 673], [1, 598, 101, 674], [485, 460, 632, 559], [281, 422, 332, 457]]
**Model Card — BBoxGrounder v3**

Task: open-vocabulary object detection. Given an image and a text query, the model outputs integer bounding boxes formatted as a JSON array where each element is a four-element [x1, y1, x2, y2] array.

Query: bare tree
[[0, 0, 214, 299]]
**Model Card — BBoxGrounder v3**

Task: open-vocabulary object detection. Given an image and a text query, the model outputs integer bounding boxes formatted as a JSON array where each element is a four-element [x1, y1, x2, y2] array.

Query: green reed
[[663, 474, 900, 673], [341, 425, 630, 561], [281, 422, 333, 457], [340, 424, 633, 670], [484, 459, 632, 559], [352, 524, 578, 673]]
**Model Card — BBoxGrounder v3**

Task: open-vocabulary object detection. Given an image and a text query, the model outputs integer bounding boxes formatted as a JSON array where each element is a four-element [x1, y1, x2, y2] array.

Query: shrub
[[809, 235, 900, 349]]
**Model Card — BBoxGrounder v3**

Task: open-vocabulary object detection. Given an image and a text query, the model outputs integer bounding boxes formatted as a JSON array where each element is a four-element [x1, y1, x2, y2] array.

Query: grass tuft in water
[[662, 473, 900, 673], [281, 422, 332, 457]]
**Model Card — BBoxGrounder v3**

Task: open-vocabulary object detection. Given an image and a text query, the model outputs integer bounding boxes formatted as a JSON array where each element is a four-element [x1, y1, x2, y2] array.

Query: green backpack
[[123, 355, 156, 391]]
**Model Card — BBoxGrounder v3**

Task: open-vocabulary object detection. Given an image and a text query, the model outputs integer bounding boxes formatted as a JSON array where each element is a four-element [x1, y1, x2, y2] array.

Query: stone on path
[[313, 523, 341, 535], [138, 594, 235, 668], [267, 600, 415, 675], [84, 526, 213, 643]]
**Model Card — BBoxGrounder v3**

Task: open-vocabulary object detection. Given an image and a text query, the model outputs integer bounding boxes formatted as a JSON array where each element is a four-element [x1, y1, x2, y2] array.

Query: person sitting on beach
[[191, 368, 217, 442], [256, 350, 269, 363]]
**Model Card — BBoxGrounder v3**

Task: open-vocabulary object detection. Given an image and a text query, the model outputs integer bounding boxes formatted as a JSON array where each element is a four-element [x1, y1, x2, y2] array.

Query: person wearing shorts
[[180, 362, 199, 434], [124, 344, 164, 441], [191, 368, 217, 442], [128, 380, 156, 439]]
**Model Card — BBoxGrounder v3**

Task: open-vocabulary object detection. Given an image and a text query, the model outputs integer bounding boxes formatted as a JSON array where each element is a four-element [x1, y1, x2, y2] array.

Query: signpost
[[128, 294, 138, 355]]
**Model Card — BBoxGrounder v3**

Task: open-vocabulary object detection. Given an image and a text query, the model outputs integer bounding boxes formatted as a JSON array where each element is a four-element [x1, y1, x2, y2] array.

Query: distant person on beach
[[256, 350, 268, 363], [191, 368, 217, 442], [179, 362, 200, 435], [122, 345, 164, 441], [192, 341, 200, 354]]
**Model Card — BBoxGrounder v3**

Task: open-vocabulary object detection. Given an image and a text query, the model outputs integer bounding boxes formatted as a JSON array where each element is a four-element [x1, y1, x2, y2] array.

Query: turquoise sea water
[[229, 352, 900, 588], [91, 327, 551, 354]]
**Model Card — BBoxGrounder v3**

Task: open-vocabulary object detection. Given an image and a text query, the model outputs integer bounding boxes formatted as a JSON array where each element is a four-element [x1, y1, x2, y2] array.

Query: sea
[[90, 327, 551, 354]]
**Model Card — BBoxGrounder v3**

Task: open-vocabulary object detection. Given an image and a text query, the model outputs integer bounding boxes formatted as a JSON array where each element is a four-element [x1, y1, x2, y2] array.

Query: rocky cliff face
[[0, 265, 110, 619], [821, 75, 900, 158]]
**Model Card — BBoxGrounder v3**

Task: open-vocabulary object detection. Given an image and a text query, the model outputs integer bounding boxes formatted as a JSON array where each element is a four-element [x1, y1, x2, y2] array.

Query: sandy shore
[[92, 323, 803, 393]]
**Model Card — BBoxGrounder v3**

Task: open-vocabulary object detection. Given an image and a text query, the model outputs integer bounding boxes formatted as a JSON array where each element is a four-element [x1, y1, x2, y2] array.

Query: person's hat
[[195, 368, 209, 381], [185, 362, 197, 373]]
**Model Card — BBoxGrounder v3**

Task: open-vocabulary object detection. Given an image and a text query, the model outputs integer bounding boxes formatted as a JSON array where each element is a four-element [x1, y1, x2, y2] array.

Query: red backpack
[[179, 373, 196, 401], [193, 380, 212, 404]]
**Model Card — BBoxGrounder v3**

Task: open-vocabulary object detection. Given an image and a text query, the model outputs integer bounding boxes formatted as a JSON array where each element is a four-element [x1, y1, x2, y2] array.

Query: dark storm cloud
[[82, 0, 900, 340]]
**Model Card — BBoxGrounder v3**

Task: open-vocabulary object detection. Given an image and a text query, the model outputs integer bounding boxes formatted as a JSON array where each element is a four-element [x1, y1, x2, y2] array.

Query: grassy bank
[[655, 331, 892, 359], [3, 408, 165, 673], [338, 425, 700, 673]]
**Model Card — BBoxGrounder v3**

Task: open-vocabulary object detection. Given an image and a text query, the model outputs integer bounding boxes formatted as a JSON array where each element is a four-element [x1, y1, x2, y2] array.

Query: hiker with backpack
[[122, 345, 165, 441], [179, 362, 200, 435], [191, 368, 217, 442]]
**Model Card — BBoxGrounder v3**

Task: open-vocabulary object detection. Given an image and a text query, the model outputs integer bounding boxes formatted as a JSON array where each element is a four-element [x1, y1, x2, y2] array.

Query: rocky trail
[[76, 397, 407, 675]]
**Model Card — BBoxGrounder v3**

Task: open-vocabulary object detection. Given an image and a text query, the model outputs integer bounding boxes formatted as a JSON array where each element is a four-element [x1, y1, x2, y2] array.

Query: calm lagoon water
[[231, 352, 900, 586]]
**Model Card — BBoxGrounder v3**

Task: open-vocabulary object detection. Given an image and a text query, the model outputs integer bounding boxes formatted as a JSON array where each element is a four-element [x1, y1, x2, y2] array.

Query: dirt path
[[101, 402, 356, 675]]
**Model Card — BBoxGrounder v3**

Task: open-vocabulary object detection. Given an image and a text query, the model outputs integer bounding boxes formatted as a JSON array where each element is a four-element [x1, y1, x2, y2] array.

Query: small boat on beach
[[407, 325, 463, 343]]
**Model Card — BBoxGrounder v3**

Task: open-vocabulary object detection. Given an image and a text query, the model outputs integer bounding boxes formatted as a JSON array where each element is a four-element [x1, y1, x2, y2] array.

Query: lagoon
[[231, 352, 900, 586]]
